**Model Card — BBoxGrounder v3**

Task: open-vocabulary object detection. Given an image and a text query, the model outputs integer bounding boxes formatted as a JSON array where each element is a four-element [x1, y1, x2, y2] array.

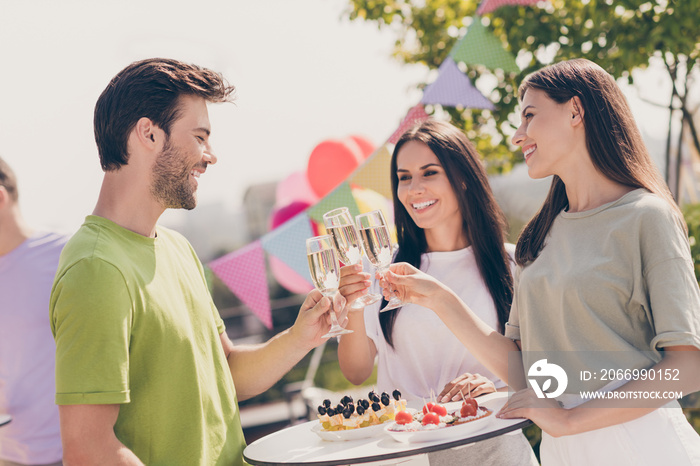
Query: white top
[[364, 245, 514, 401], [0, 231, 67, 463]]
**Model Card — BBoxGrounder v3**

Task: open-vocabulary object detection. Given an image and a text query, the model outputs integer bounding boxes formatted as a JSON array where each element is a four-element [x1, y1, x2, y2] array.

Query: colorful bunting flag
[[388, 104, 430, 144], [261, 212, 315, 284], [307, 182, 361, 223], [349, 145, 394, 199], [209, 240, 273, 329], [477, 0, 541, 15], [207, 9, 530, 330], [420, 57, 495, 110], [450, 17, 519, 74]]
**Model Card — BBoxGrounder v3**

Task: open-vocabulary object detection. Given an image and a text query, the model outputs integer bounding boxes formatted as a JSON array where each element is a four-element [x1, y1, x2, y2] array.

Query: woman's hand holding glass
[[323, 207, 381, 309], [337, 263, 373, 309], [355, 209, 405, 312], [377, 262, 446, 309]]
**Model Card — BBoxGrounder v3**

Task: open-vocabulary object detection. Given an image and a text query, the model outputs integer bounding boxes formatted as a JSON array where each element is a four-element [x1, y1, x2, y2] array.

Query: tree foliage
[[344, 0, 700, 177]]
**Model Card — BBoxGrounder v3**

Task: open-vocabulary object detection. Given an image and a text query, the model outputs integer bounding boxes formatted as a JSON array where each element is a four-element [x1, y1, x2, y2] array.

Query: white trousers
[[541, 402, 700, 465]]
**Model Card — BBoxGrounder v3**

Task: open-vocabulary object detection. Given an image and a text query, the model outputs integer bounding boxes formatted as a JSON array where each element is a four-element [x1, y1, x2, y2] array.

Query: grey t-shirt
[[506, 189, 700, 393]]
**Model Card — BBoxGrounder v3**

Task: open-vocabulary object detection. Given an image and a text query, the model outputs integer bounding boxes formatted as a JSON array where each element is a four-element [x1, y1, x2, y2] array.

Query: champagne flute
[[322, 207, 382, 309], [355, 210, 404, 312], [306, 235, 353, 338]]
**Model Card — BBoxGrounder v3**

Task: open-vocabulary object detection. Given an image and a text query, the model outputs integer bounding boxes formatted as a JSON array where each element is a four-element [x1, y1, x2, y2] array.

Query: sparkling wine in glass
[[306, 235, 353, 338], [355, 210, 404, 312], [323, 207, 382, 309]]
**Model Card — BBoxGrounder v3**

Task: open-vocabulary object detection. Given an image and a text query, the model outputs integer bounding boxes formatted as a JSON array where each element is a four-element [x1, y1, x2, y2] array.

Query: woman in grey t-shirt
[[379, 59, 700, 465]]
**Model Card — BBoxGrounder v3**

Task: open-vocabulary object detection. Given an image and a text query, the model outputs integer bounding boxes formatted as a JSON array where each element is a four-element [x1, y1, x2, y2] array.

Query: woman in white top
[[379, 59, 700, 465], [337, 119, 537, 465]]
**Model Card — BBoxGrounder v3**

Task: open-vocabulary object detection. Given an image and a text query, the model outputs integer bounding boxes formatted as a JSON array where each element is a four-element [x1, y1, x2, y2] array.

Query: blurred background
[[2, 0, 699, 458]]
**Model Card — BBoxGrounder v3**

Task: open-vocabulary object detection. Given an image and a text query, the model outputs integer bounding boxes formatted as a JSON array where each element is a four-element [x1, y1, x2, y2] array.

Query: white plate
[[311, 421, 390, 442], [383, 408, 495, 444]]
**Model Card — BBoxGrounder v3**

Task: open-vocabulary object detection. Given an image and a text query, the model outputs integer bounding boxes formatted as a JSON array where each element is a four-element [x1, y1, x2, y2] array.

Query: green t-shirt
[[50, 216, 247, 465]]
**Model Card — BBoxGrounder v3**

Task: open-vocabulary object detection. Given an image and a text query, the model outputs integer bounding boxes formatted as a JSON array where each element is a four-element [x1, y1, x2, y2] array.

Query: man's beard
[[150, 140, 197, 210]]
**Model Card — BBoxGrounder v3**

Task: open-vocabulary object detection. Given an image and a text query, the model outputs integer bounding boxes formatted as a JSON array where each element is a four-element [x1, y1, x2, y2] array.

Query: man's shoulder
[[58, 219, 132, 275], [156, 224, 191, 246], [155, 225, 199, 259]]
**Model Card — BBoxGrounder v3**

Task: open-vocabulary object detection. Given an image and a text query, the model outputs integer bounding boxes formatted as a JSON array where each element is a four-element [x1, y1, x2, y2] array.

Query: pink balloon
[[269, 256, 313, 294], [275, 170, 319, 207], [349, 135, 375, 160], [269, 201, 319, 236], [307, 139, 364, 198]]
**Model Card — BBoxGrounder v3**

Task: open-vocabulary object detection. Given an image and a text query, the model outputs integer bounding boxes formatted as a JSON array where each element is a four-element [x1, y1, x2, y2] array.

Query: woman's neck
[[424, 227, 469, 252], [562, 169, 635, 213]]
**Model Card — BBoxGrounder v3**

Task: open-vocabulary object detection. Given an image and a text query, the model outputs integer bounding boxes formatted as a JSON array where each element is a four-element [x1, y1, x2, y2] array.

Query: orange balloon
[[306, 139, 363, 198]]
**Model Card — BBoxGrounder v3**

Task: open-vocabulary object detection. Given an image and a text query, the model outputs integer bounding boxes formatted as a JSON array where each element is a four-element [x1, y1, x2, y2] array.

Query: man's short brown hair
[[94, 58, 235, 171]]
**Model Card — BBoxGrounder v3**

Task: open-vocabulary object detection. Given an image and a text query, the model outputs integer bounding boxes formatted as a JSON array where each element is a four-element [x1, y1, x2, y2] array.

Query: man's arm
[[220, 290, 344, 400], [59, 404, 144, 465]]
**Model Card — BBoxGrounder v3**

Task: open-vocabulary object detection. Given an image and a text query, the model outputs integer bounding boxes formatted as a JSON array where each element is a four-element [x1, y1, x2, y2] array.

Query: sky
[[0, 0, 681, 236], [0, 0, 425, 234]]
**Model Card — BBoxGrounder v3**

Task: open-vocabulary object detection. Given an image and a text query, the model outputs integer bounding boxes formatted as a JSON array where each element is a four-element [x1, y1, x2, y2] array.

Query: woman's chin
[[526, 165, 550, 180]]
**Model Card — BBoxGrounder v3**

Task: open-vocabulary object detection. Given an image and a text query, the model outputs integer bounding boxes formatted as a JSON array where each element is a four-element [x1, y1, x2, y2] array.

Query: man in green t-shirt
[[49, 58, 346, 466]]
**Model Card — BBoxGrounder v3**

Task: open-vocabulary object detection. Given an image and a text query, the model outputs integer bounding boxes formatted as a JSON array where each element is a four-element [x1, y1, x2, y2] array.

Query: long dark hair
[[380, 119, 513, 348], [515, 59, 682, 265]]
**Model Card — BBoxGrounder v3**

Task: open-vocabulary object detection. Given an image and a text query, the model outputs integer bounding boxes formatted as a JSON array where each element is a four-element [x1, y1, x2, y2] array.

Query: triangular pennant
[[388, 104, 430, 144], [477, 0, 541, 15], [420, 57, 495, 110], [307, 182, 361, 223], [349, 145, 393, 199], [209, 240, 273, 329], [352, 186, 392, 218], [449, 18, 519, 73], [261, 212, 315, 282]]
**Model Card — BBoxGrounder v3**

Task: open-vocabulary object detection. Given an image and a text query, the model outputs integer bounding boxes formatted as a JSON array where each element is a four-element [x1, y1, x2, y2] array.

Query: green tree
[[344, 0, 700, 186]]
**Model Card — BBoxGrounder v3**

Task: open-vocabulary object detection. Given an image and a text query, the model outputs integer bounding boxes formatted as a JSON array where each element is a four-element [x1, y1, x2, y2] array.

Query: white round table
[[243, 392, 531, 466], [0, 414, 11, 428]]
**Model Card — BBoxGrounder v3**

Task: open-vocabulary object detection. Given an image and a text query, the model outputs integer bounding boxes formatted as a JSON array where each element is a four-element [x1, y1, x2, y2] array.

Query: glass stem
[[379, 266, 394, 298], [327, 296, 340, 327]]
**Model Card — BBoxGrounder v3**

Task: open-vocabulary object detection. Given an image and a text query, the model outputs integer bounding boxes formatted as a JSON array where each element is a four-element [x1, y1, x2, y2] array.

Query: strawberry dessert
[[387, 397, 492, 432]]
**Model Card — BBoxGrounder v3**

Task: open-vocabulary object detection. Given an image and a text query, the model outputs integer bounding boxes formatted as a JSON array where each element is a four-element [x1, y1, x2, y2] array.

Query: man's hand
[[223, 289, 349, 400], [290, 289, 348, 350]]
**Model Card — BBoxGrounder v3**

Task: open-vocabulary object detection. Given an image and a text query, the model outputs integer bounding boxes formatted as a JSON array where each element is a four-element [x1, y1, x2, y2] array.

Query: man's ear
[[0, 186, 9, 210], [133, 117, 163, 151], [570, 96, 584, 126]]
